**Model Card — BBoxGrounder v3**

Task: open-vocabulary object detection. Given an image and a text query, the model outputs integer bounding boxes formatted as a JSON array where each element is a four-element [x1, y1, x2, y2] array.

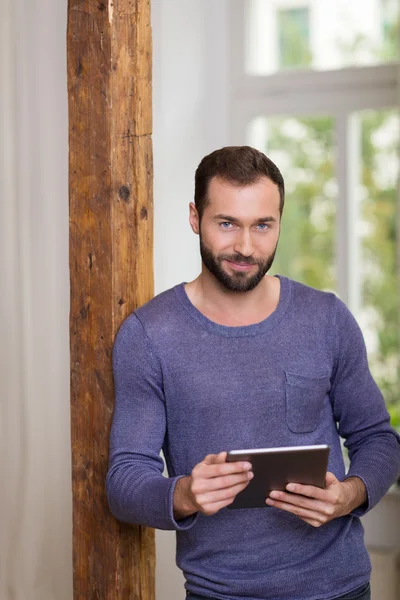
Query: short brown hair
[[194, 146, 285, 219]]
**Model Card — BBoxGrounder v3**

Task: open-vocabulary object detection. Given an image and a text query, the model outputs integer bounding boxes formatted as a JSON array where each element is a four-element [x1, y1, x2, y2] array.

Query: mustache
[[220, 254, 259, 265]]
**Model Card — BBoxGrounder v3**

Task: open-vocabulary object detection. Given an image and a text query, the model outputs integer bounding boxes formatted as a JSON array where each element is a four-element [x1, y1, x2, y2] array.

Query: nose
[[233, 229, 254, 258]]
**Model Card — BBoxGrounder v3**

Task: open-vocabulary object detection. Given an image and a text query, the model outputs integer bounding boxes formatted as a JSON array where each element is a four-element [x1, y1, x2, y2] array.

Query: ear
[[189, 202, 200, 235]]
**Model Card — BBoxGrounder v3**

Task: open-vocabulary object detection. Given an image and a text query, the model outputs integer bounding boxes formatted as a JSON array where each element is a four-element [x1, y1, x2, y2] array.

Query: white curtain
[[0, 1, 72, 598]]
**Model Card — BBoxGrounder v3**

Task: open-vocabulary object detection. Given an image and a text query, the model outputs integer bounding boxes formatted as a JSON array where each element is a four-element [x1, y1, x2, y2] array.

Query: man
[[106, 146, 400, 600]]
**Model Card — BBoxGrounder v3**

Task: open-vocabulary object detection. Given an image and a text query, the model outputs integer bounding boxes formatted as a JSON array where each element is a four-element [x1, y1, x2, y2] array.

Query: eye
[[220, 221, 234, 229], [256, 223, 270, 231]]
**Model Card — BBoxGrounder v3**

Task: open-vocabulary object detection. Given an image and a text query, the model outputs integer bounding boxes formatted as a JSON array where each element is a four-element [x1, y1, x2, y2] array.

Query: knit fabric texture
[[106, 276, 400, 600]]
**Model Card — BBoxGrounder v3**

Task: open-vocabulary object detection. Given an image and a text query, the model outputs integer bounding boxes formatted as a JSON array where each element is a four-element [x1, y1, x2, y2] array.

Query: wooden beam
[[67, 1, 155, 598]]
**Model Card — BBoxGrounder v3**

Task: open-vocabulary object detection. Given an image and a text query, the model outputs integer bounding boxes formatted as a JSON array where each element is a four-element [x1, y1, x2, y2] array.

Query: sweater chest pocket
[[285, 371, 330, 433]]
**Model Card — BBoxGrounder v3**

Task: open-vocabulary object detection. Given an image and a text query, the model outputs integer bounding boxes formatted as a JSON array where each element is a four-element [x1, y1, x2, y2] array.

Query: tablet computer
[[226, 444, 330, 509]]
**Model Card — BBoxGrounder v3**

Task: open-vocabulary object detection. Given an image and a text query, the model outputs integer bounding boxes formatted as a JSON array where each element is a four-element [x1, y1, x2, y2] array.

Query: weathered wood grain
[[67, 1, 154, 597]]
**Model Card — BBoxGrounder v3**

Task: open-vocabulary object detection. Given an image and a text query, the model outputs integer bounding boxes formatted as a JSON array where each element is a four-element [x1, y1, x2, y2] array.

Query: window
[[358, 108, 400, 426], [231, 0, 400, 428], [245, 0, 400, 75], [248, 115, 336, 290], [381, 0, 400, 59], [278, 7, 311, 69]]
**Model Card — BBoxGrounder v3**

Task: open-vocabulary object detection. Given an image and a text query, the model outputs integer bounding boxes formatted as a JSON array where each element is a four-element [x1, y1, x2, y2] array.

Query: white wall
[[152, 0, 230, 295], [152, 1, 230, 597]]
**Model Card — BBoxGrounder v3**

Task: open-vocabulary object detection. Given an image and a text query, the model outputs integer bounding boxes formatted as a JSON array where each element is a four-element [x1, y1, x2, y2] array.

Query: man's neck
[[185, 272, 281, 327]]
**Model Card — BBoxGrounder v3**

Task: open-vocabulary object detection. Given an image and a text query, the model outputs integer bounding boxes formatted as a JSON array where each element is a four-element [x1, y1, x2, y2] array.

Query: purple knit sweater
[[106, 276, 400, 600]]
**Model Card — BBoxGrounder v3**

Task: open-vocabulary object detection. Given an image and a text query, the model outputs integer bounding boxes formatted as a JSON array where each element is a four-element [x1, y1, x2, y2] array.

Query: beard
[[199, 237, 277, 293]]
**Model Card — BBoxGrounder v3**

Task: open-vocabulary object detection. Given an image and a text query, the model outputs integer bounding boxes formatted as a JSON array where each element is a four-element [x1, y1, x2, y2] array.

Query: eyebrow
[[214, 214, 277, 224]]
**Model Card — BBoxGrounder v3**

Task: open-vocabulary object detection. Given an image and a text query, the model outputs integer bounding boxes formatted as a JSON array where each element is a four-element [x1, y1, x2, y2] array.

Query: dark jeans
[[186, 582, 371, 600]]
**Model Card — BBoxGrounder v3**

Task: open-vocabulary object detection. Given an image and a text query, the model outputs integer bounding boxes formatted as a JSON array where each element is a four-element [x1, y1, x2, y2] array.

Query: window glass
[[246, 0, 400, 75], [357, 108, 400, 428], [248, 115, 336, 291], [248, 110, 400, 428], [278, 7, 311, 69]]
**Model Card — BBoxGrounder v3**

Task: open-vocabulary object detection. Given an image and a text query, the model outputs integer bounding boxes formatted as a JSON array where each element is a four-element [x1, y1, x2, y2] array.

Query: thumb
[[325, 471, 339, 487]]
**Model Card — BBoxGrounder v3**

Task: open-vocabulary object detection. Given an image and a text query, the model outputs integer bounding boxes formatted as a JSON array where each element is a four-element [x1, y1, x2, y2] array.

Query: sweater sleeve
[[106, 313, 198, 531], [330, 298, 400, 516]]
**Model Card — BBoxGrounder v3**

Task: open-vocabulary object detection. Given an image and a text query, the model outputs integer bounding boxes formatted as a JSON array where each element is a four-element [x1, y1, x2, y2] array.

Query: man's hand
[[174, 452, 253, 520], [265, 472, 367, 527]]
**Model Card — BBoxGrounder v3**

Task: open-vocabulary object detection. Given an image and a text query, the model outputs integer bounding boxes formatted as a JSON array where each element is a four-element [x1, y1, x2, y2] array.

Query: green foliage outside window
[[267, 116, 336, 293], [360, 109, 399, 428], [278, 8, 312, 69], [264, 110, 399, 430], [263, 1, 400, 429]]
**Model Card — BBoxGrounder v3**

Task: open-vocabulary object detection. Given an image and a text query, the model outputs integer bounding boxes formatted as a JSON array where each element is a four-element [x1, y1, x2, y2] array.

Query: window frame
[[229, 0, 400, 308]]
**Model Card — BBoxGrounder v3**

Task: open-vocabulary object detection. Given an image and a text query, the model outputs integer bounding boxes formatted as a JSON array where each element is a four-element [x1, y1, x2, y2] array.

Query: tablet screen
[[226, 445, 330, 509]]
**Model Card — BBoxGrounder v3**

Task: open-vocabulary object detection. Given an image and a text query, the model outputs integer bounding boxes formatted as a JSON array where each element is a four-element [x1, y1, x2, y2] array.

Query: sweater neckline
[[174, 275, 291, 337]]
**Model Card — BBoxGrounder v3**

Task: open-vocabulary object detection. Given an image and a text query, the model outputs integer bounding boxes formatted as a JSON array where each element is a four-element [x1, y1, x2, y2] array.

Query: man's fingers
[[301, 517, 324, 528], [198, 480, 250, 506], [284, 472, 339, 499], [197, 480, 252, 514], [325, 471, 338, 486], [203, 452, 227, 465], [193, 471, 253, 495], [200, 497, 237, 516], [284, 482, 335, 502], [266, 497, 328, 525], [191, 453, 254, 516], [269, 490, 335, 516], [266, 473, 344, 527], [198, 456, 252, 479]]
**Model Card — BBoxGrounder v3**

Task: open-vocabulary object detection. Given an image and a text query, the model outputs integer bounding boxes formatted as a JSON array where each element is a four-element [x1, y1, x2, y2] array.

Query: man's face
[[190, 176, 281, 293]]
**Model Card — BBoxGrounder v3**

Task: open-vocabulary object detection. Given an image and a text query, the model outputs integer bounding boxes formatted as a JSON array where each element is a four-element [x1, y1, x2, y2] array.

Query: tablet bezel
[[226, 444, 330, 510]]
